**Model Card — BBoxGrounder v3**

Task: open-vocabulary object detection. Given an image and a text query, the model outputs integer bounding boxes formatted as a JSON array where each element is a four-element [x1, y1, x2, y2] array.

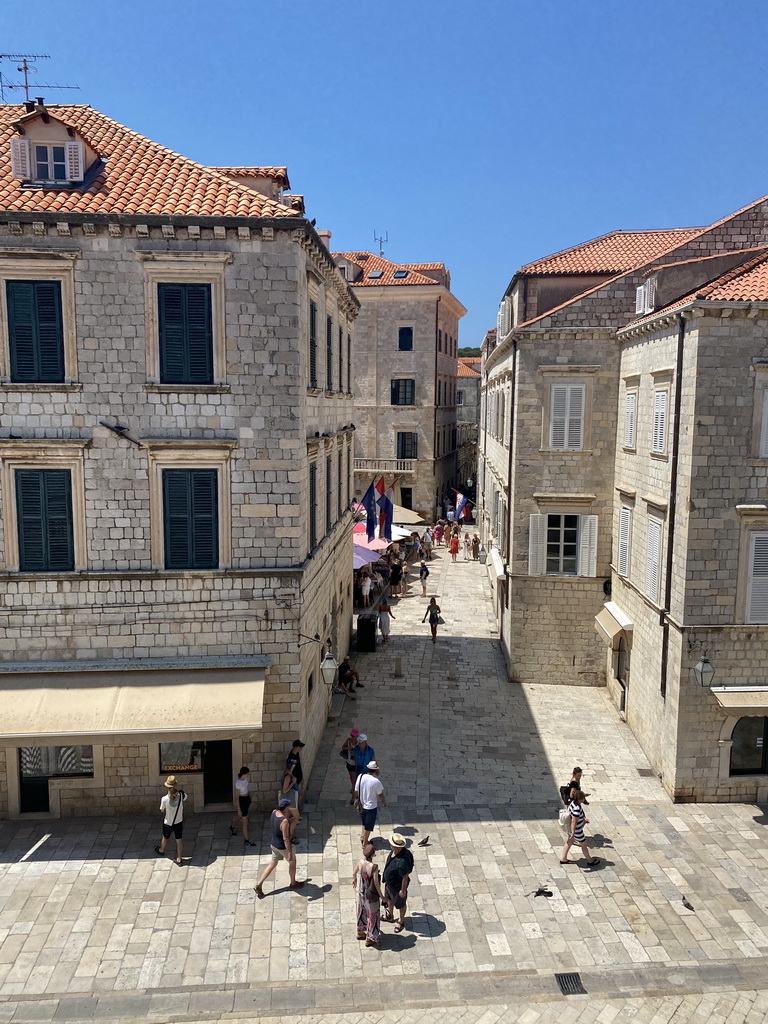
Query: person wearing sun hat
[[382, 832, 414, 932], [155, 775, 187, 867], [254, 797, 304, 898], [354, 760, 387, 846]]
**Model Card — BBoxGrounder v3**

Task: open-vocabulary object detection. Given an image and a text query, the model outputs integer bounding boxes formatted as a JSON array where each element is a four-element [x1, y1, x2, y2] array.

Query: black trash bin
[[356, 612, 377, 652]]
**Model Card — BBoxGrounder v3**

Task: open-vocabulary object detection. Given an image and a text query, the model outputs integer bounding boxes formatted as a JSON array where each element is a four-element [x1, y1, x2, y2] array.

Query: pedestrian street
[[0, 542, 767, 1023]]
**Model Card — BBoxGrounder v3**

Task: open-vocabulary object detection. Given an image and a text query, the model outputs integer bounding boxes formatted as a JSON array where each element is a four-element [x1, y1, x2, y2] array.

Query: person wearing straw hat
[[382, 833, 414, 933], [155, 775, 187, 867]]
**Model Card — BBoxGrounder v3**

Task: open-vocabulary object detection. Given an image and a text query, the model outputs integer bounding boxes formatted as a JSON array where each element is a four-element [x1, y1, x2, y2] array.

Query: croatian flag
[[455, 492, 468, 521], [360, 479, 379, 541], [377, 478, 397, 541]]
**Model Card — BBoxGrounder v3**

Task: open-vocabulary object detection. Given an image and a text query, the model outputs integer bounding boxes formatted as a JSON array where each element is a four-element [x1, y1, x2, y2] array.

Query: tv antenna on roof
[[0, 54, 80, 102], [374, 229, 388, 257]]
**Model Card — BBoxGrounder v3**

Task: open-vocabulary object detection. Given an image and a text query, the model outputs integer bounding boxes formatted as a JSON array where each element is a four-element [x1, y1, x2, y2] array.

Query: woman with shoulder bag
[[352, 842, 384, 947], [559, 789, 600, 868]]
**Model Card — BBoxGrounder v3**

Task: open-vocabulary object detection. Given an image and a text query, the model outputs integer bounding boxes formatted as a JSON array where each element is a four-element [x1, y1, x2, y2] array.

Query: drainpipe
[[659, 312, 687, 698], [503, 339, 518, 610]]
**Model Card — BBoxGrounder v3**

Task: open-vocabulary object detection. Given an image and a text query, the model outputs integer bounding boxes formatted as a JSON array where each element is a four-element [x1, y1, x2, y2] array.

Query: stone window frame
[[140, 439, 235, 571], [136, 252, 231, 389], [396, 321, 416, 352], [751, 363, 768, 458], [734, 506, 768, 623], [0, 438, 90, 572], [0, 250, 80, 387], [539, 365, 599, 454], [650, 369, 673, 459], [5, 743, 105, 819], [717, 716, 768, 799]]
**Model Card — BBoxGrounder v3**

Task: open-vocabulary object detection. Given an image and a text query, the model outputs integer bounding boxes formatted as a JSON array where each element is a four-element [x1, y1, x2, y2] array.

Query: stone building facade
[[332, 249, 466, 520], [479, 198, 768, 802], [0, 102, 357, 818]]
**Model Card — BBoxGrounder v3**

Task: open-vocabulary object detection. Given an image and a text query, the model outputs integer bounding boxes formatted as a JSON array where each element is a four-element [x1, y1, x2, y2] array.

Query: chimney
[[24, 100, 35, 113], [317, 229, 332, 250], [35, 97, 46, 110]]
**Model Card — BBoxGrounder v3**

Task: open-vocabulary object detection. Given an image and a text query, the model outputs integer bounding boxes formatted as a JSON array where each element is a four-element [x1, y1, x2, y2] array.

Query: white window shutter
[[635, 284, 645, 315], [747, 532, 768, 623], [528, 514, 547, 575], [10, 138, 31, 179], [645, 519, 662, 601], [618, 507, 632, 577], [652, 389, 668, 453], [624, 392, 636, 448], [645, 278, 657, 311], [65, 141, 84, 182], [760, 391, 768, 458], [566, 384, 585, 449], [578, 514, 598, 577], [550, 385, 568, 448]]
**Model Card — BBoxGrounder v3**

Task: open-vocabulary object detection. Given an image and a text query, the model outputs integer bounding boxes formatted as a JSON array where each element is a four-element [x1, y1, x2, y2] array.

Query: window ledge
[[649, 451, 669, 461], [307, 387, 323, 395], [622, 446, 637, 454], [0, 382, 83, 392], [144, 384, 231, 394], [539, 448, 593, 455]]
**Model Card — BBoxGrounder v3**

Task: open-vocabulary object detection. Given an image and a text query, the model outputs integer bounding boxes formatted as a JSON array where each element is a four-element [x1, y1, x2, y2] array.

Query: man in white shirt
[[354, 761, 386, 845]]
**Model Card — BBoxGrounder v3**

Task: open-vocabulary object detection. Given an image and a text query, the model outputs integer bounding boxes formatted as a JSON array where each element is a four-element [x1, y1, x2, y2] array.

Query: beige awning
[[595, 602, 633, 645], [392, 504, 425, 525], [710, 687, 768, 715], [0, 659, 267, 744]]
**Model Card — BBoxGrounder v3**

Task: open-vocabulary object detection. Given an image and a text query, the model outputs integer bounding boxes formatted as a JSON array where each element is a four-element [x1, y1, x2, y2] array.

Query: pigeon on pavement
[[681, 896, 695, 912], [418, 836, 430, 847]]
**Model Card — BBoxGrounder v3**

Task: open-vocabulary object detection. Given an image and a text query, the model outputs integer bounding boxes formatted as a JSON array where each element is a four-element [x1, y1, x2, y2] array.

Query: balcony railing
[[354, 458, 416, 475]]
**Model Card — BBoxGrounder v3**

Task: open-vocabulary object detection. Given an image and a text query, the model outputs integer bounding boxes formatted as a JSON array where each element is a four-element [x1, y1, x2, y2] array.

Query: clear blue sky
[[3, 0, 768, 344]]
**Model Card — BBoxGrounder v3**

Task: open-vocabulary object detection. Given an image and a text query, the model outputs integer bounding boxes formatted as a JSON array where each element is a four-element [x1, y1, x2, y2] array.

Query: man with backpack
[[418, 559, 430, 596]]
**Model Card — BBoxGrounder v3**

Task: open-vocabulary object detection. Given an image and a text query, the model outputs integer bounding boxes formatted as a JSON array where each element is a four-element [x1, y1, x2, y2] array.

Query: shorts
[[162, 822, 183, 840], [384, 882, 407, 909], [270, 845, 290, 862], [238, 794, 251, 815], [345, 762, 356, 775], [360, 807, 378, 832], [278, 787, 299, 809]]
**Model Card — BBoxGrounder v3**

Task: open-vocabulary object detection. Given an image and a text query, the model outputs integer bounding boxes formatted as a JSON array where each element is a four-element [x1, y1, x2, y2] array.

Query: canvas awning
[[595, 602, 634, 645], [710, 687, 768, 715], [392, 504, 425, 525], [0, 657, 269, 744]]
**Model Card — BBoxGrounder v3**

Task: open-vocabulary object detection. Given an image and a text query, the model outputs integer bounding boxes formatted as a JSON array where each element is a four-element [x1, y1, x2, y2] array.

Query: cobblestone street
[[0, 543, 767, 1022]]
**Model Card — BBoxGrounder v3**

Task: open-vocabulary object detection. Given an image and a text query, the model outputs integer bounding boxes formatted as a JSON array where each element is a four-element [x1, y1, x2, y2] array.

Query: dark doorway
[[400, 487, 413, 510], [19, 773, 49, 813], [203, 740, 233, 804]]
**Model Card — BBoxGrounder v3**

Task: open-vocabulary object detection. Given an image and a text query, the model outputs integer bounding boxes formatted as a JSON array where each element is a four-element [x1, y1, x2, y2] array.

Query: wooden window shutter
[[760, 391, 768, 458], [747, 532, 768, 623], [7, 280, 64, 383], [549, 385, 568, 448], [16, 468, 74, 572], [158, 283, 212, 385], [624, 392, 636, 448], [618, 507, 632, 577], [10, 139, 31, 179], [309, 300, 318, 387], [65, 141, 84, 182], [391, 380, 399, 405], [325, 455, 332, 533], [528, 514, 547, 575], [652, 389, 668, 453], [566, 385, 585, 449], [338, 326, 343, 394], [308, 463, 317, 549], [337, 449, 342, 522], [346, 333, 351, 393], [163, 469, 218, 570], [645, 518, 662, 601], [635, 284, 646, 315], [326, 315, 333, 390], [578, 514, 598, 577]]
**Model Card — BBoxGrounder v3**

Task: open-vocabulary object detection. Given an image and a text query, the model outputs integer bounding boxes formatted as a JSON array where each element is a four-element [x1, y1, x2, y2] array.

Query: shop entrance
[[18, 746, 94, 814], [203, 740, 233, 804]]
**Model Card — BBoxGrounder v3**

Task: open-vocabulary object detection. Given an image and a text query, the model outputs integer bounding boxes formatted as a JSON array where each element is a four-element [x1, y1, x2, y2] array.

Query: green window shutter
[[308, 463, 317, 549], [158, 283, 213, 384], [16, 469, 74, 571], [309, 301, 318, 388], [163, 469, 218, 569], [7, 280, 64, 383]]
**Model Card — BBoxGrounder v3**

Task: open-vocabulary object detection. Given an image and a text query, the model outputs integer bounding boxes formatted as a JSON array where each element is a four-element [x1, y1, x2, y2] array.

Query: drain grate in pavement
[[637, 768, 655, 777], [555, 972, 587, 996]]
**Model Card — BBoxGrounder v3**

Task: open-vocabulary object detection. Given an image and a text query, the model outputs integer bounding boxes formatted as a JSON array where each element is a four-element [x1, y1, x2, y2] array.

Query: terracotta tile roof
[[333, 251, 440, 287], [209, 166, 290, 188], [400, 261, 446, 271], [0, 104, 298, 219], [457, 360, 480, 378], [459, 356, 481, 366], [519, 228, 702, 276]]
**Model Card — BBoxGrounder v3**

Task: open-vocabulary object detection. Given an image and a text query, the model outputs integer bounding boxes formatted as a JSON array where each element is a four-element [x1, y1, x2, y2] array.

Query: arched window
[[730, 716, 768, 775]]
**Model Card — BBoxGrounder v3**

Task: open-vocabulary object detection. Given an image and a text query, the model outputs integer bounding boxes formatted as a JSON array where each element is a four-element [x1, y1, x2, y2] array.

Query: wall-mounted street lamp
[[320, 651, 339, 689], [692, 654, 715, 688]]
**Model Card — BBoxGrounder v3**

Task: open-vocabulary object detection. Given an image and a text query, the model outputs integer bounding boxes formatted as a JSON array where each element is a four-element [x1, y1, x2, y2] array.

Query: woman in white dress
[[378, 599, 395, 643]]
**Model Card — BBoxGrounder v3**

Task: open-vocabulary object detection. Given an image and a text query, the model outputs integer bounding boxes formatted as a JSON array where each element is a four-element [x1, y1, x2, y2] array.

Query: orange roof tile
[[209, 166, 290, 188], [457, 361, 480, 378], [333, 252, 440, 287], [0, 105, 298, 219], [458, 356, 481, 366], [520, 228, 702, 276]]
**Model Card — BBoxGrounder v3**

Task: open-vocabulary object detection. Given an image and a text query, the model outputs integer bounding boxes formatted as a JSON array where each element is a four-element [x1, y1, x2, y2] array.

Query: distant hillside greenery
[[458, 347, 481, 357]]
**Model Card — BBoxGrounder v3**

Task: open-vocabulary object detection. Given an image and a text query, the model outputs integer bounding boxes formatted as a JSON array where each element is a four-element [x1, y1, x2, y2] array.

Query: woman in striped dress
[[559, 790, 600, 867]]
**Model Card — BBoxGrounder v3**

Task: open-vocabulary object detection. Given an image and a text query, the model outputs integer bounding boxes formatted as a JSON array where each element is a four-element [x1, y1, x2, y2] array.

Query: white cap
[[359, 733, 367, 741]]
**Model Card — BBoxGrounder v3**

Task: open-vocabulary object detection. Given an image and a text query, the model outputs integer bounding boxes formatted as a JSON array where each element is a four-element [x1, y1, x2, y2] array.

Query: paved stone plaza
[[0, 543, 767, 1022]]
